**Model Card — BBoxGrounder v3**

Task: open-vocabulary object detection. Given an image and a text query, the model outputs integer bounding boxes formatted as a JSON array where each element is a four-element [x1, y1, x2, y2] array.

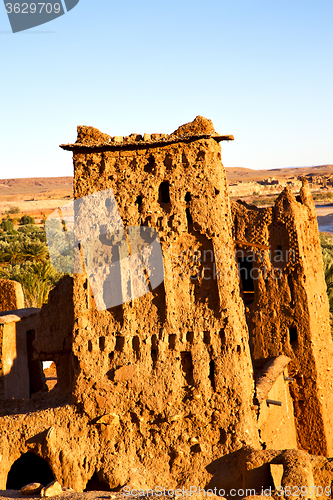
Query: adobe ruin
[[0, 116, 332, 495]]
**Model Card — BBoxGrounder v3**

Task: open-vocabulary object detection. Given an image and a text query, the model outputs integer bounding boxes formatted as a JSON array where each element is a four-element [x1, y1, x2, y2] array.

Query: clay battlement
[[60, 116, 234, 151]]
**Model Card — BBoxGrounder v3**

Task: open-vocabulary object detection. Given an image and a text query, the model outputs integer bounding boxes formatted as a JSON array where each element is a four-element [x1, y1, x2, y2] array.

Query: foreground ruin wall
[[0, 279, 24, 312], [34, 275, 74, 394], [232, 184, 333, 456]]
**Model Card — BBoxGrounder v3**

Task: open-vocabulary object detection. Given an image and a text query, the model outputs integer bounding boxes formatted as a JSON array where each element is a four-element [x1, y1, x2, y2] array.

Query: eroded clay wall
[[232, 181, 333, 456], [34, 275, 74, 393], [67, 117, 260, 487], [0, 279, 24, 312]]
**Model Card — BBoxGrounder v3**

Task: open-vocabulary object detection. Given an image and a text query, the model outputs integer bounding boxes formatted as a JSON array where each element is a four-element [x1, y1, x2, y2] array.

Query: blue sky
[[0, 0, 332, 178]]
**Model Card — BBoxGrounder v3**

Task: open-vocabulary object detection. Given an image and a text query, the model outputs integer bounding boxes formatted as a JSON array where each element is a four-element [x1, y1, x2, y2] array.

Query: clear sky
[[0, 0, 332, 178]]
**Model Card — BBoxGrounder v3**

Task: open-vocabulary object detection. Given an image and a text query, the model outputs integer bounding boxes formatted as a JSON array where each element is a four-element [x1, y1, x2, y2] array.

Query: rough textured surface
[[255, 355, 291, 404], [69, 115, 260, 488], [0, 117, 332, 496], [232, 184, 333, 456], [0, 309, 40, 401], [0, 280, 24, 312], [256, 369, 297, 450], [34, 276, 74, 393]]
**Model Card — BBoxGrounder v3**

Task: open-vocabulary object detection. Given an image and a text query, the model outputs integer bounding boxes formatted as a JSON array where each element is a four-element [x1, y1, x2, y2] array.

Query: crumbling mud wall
[[0, 308, 41, 401], [34, 275, 74, 393], [254, 356, 297, 450], [232, 183, 333, 456], [0, 117, 332, 495], [0, 279, 24, 312], [59, 116, 261, 488]]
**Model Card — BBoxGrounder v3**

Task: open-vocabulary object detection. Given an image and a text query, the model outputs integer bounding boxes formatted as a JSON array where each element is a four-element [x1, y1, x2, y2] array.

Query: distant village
[[229, 172, 333, 198]]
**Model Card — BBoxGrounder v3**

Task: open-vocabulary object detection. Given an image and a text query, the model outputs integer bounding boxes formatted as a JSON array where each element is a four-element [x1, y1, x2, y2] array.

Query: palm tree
[[18, 261, 60, 307], [324, 261, 333, 315], [0, 261, 61, 308], [20, 242, 49, 262], [2, 242, 24, 265], [322, 250, 333, 337]]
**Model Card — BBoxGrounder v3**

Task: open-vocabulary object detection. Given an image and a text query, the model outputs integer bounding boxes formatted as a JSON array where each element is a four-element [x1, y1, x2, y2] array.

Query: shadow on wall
[[0, 326, 49, 402], [205, 450, 274, 499], [84, 472, 111, 492], [6, 452, 55, 490]]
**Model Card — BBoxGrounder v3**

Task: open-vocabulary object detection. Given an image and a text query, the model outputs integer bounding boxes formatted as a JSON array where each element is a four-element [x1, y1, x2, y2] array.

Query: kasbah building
[[0, 116, 333, 496]]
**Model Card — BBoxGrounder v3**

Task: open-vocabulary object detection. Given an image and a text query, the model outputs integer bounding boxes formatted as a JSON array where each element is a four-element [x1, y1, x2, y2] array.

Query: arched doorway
[[6, 452, 55, 490], [84, 472, 110, 491]]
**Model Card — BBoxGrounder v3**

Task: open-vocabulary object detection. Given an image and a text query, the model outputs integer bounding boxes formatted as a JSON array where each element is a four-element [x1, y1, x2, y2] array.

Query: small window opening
[[169, 334, 176, 350], [115, 336, 125, 352], [88, 340, 93, 352], [214, 188, 220, 196], [209, 360, 216, 391], [151, 334, 158, 364], [289, 327, 298, 344], [219, 329, 226, 344], [186, 207, 193, 225], [238, 257, 254, 292], [144, 154, 155, 173], [135, 195, 143, 209], [132, 336, 140, 352], [6, 453, 55, 490], [180, 351, 194, 385], [132, 336, 140, 360], [84, 472, 110, 492], [42, 361, 58, 391], [186, 331, 194, 343], [203, 331, 210, 344], [163, 154, 173, 169], [159, 181, 170, 204], [182, 153, 190, 167], [27, 329, 47, 395], [99, 337, 105, 351], [288, 274, 295, 307]]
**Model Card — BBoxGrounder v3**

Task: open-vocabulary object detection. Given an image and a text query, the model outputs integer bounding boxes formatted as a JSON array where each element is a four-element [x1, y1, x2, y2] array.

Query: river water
[[316, 205, 333, 233]]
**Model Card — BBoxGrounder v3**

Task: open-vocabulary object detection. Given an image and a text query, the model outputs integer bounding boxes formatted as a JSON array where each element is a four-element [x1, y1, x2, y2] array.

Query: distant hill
[[0, 177, 73, 217], [0, 177, 73, 197]]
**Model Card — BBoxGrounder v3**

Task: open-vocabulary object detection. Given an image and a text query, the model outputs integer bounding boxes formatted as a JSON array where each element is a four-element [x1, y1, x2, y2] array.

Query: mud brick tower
[[60, 116, 260, 487], [232, 186, 333, 456]]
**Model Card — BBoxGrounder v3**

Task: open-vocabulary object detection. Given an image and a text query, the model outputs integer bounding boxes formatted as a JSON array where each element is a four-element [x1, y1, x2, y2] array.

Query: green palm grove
[[0, 218, 65, 308], [320, 232, 333, 333]]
